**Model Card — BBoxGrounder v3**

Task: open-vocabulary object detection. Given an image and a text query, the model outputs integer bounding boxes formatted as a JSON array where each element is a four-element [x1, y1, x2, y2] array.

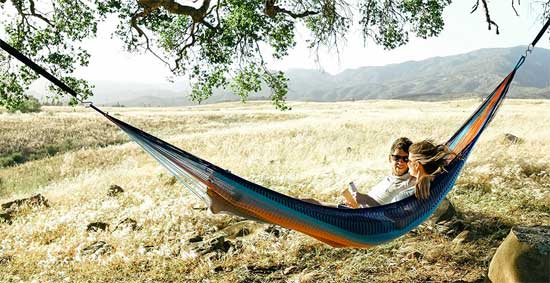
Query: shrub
[[8, 97, 42, 113], [0, 152, 27, 167]]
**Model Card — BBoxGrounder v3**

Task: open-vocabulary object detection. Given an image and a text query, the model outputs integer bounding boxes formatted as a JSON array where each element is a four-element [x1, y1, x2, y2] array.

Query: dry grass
[[0, 99, 548, 282]]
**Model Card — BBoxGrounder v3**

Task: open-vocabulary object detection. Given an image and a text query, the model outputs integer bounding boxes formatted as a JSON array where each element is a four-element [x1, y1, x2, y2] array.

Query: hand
[[353, 192, 380, 207], [415, 175, 433, 200], [343, 190, 359, 208]]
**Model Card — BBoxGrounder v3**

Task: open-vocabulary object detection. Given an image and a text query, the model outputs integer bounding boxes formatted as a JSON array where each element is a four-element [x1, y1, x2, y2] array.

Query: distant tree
[[0, 0, 547, 110], [7, 96, 41, 113]]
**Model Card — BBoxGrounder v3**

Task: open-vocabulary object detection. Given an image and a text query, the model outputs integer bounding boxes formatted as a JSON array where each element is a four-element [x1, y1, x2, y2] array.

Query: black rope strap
[[0, 38, 106, 115], [532, 16, 550, 48], [0, 39, 78, 98]]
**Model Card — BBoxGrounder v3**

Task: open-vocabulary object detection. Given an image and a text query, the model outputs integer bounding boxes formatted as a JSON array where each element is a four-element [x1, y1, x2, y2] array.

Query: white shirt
[[367, 173, 416, 205], [390, 186, 416, 203]]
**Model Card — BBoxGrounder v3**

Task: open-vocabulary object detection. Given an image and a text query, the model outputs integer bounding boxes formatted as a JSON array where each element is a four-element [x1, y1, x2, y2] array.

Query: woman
[[390, 140, 455, 202]]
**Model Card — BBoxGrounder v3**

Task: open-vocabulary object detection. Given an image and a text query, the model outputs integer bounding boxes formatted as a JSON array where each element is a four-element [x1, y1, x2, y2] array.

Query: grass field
[[0, 100, 549, 282]]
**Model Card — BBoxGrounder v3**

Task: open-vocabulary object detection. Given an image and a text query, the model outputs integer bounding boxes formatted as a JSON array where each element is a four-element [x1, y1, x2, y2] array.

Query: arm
[[415, 175, 433, 200], [354, 192, 382, 207]]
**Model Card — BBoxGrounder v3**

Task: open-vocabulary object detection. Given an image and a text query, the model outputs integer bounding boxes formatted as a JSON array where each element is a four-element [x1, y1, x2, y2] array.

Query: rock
[[1, 194, 49, 210], [221, 220, 262, 239], [107, 185, 124, 197], [82, 241, 113, 256], [488, 225, 550, 283], [192, 235, 232, 254], [140, 245, 154, 253], [114, 218, 137, 231], [0, 255, 12, 264], [283, 266, 298, 275], [502, 133, 523, 145], [188, 234, 203, 243], [405, 251, 423, 260], [435, 219, 466, 236], [423, 245, 448, 263], [87, 222, 109, 232], [0, 211, 13, 225], [265, 225, 282, 237], [429, 198, 456, 224], [484, 247, 498, 264], [452, 230, 472, 244]]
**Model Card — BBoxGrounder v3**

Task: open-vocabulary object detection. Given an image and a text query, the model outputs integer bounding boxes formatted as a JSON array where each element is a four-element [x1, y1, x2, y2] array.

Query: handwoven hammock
[[90, 66, 518, 248], [1, 20, 548, 247]]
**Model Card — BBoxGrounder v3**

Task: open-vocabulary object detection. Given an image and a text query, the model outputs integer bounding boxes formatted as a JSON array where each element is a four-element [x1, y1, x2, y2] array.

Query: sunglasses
[[390, 154, 409, 163]]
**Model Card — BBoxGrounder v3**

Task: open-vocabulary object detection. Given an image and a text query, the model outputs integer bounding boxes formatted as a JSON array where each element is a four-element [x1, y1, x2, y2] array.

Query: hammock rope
[[1, 18, 549, 248]]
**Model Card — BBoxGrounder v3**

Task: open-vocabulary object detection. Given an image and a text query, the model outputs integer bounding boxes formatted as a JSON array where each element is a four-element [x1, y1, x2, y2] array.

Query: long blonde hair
[[409, 140, 455, 184]]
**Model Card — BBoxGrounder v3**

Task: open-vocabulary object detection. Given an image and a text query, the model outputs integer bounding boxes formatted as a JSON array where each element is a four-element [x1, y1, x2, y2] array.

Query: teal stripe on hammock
[[118, 123, 210, 204]]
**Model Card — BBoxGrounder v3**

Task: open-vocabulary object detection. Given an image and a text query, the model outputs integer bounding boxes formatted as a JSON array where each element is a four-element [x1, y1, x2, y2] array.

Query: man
[[347, 137, 416, 207]]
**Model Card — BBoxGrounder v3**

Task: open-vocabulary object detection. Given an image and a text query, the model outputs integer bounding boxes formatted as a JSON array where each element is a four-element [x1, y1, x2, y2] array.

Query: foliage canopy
[[0, 0, 547, 110]]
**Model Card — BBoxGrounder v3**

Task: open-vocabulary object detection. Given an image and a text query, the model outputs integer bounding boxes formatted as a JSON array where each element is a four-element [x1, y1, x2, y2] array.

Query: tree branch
[[471, 0, 499, 34], [28, 0, 52, 26], [172, 23, 197, 72], [137, 0, 211, 21], [511, 0, 520, 17], [10, 0, 53, 27], [130, 1, 215, 71], [264, 0, 319, 18]]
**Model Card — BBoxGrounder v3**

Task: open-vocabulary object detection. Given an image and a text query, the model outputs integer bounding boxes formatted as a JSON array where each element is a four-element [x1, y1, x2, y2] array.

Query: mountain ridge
[[83, 46, 550, 106]]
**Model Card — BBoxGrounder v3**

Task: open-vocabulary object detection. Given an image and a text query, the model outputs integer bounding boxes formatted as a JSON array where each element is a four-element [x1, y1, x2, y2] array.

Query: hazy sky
[[76, 1, 550, 83]]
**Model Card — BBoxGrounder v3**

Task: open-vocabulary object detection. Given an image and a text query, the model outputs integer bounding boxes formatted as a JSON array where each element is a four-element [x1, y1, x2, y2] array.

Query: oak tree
[[0, 0, 546, 110]]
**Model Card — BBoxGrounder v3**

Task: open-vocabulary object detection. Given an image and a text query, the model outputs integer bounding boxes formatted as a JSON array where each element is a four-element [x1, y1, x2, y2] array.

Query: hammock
[[86, 67, 518, 248], [1, 20, 548, 248]]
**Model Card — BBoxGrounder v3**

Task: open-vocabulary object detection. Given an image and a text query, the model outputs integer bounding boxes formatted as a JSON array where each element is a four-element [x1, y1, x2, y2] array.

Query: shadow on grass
[[457, 210, 514, 244]]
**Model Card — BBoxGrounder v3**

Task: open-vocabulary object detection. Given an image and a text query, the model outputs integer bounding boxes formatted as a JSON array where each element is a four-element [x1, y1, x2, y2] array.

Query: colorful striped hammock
[[1, 19, 547, 247], [93, 63, 520, 248]]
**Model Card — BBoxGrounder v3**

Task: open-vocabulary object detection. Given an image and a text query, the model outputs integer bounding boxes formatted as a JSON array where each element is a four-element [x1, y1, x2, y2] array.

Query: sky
[[75, 1, 550, 83]]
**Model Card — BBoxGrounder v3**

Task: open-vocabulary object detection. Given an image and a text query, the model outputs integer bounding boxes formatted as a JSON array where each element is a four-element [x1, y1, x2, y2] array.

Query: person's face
[[389, 149, 409, 176], [407, 156, 422, 178]]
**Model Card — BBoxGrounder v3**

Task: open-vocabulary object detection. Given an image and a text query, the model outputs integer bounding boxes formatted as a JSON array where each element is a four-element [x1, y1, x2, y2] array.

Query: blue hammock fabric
[[90, 59, 522, 247]]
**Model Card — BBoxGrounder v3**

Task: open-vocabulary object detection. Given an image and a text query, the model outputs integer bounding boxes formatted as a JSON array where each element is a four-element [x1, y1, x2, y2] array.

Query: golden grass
[[0, 99, 548, 282]]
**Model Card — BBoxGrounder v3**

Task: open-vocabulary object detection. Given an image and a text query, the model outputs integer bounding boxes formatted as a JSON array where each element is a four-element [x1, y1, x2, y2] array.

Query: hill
[[80, 46, 550, 106]]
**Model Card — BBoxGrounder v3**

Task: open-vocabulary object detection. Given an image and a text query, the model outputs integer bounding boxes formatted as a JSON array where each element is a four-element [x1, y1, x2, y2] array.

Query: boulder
[[283, 266, 298, 275], [429, 198, 456, 224], [405, 251, 423, 260], [187, 234, 203, 243], [221, 220, 262, 239], [1, 194, 49, 210], [114, 218, 138, 231], [501, 133, 523, 145], [435, 219, 466, 236], [452, 230, 473, 245], [82, 241, 114, 256], [87, 222, 109, 232], [107, 185, 124, 197], [488, 226, 550, 283], [0, 255, 12, 264], [265, 225, 284, 237], [192, 235, 232, 254], [0, 211, 13, 225]]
